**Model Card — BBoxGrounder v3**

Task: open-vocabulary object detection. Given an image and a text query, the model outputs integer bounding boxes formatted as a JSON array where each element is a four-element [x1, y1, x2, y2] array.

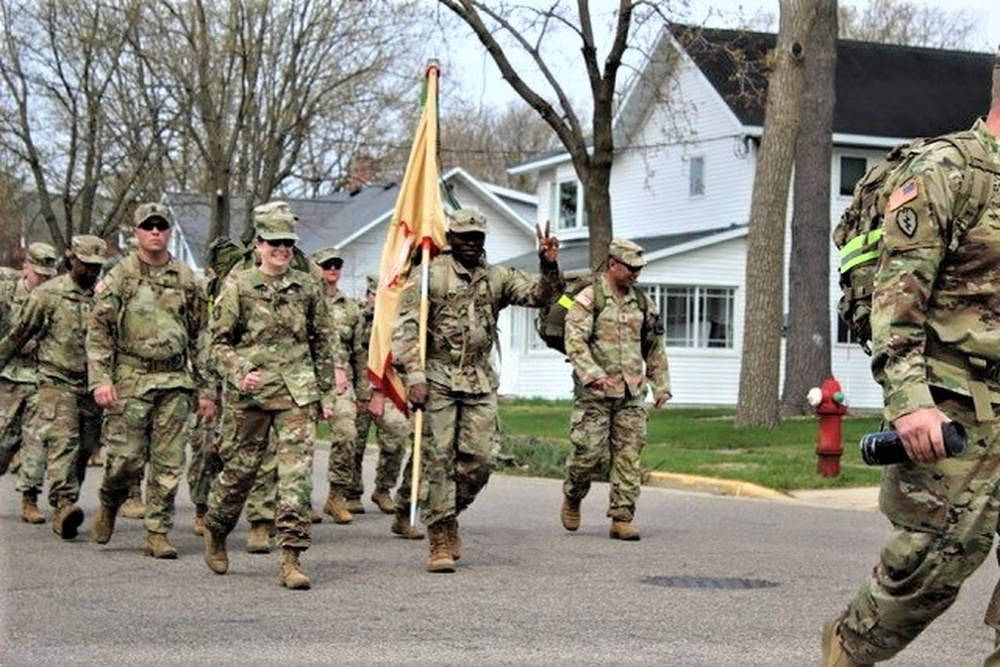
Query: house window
[[551, 179, 587, 230], [689, 156, 705, 197], [653, 284, 735, 349], [839, 156, 867, 196], [836, 317, 859, 345]]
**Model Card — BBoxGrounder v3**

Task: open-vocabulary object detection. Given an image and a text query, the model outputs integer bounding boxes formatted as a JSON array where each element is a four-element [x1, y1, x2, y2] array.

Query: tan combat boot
[[279, 547, 311, 590], [204, 531, 229, 574], [426, 522, 455, 573], [92, 503, 119, 544], [51, 500, 84, 540], [445, 517, 462, 560], [609, 520, 641, 541], [346, 497, 365, 514], [323, 486, 353, 524], [21, 491, 46, 525], [145, 531, 178, 559], [821, 616, 872, 667], [561, 496, 581, 532], [121, 486, 145, 519], [246, 520, 273, 554], [371, 488, 395, 514], [391, 512, 425, 540], [192, 503, 207, 536]]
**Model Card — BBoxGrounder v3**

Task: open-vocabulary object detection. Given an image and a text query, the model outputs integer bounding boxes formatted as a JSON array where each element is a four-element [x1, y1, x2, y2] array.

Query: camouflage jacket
[[872, 118, 1000, 420], [324, 288, 361, 384], [392, 251, 561, 394], [87, 254, 206, 397], [354, 302, 374, 402], [0, 274, 93, 390], [566, 274, 671, 401], [211, 267, 335, 411], [0, 272, 40, 384]]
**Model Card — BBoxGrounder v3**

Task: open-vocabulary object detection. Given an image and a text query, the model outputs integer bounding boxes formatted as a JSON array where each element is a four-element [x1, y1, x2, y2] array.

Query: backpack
[[832, 130, 994, 352], [535, 273, 661, 356]]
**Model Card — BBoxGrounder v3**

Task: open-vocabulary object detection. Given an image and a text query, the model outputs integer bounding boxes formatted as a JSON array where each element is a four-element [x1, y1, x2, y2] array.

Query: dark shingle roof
[[670, 25, 994, 140]]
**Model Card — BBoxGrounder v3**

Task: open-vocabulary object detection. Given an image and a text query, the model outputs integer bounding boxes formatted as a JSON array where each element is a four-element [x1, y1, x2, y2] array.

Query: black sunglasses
[[137, 219, 171, 232], [262, 238, 295, 248], [320, 259, 343, 271], [615, 259, 642, 274]]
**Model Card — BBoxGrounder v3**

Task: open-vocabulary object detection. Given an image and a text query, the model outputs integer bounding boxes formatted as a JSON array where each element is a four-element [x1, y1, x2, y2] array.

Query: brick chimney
[[347, 154, 376, 193]]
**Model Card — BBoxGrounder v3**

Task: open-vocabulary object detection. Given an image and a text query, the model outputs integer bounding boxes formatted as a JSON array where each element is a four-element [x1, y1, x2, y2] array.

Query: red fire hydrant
[[807, 377, 848, 477]]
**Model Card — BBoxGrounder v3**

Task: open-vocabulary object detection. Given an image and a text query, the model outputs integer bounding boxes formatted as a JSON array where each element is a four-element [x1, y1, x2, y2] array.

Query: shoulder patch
[[895, 206, 918, 237], [887, 179, 918, 212], [94, 279, 107, 295], [574, 287, 594, 310]]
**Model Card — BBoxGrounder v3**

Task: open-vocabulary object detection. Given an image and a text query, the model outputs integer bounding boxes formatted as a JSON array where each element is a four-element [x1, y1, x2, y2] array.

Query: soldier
[[0, 242, 59, 514], [822, 64, 1000, 665], [392, 209, 560, 572], [88, 202, 211, 559], [0, 236, 106, 538], [202, 201, 335, 590], [559, 238, 671, 541], [312, 247, 363, 523]]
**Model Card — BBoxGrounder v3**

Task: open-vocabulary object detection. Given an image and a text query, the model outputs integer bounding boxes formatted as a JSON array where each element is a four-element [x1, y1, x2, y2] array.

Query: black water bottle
[[860, 421, 967, 466]]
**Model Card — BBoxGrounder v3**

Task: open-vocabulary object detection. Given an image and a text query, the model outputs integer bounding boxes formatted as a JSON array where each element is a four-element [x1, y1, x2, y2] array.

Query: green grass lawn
[[496, 399, 885, 492]]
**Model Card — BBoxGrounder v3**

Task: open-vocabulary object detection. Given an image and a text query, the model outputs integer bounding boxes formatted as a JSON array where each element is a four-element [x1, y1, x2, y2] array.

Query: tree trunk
[[781, 0, 837, 416], [735, 0, 814, 428], [581, 163, 613, 269]]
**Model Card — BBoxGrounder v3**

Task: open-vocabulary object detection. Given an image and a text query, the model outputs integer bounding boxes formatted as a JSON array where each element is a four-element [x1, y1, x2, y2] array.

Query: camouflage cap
[[366, 274, 379, 293], [312, 247, 342, 266], [253, 201, 298, 241], [25, 241, 59, 276], [447, 209, 487, 234], [133, 202, 172, 228], [608, 238, 646, 268], [71, 234, 108, 265]]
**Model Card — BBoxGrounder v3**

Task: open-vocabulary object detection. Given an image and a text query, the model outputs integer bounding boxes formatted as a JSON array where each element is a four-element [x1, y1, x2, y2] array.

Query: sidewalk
[[645, 470, 879, 511]]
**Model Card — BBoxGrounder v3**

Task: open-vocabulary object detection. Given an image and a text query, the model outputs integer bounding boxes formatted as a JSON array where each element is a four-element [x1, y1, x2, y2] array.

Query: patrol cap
[[70, 235, 108, 265], [366, 274, 379, 293], [312, 247, 342, 266], [608, 238, 646, 268], [25, 242, 59, 276], [253, 201, 298, 241], [133, 202, 172, 228], [447, 209, 487, 234]]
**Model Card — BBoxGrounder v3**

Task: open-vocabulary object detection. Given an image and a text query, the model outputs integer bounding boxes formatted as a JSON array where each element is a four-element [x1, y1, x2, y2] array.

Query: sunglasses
[[137, 219, 171, 232], [262, 238, 295, 248], [320, 259, 343, 271], [616, 259, 642, 275]]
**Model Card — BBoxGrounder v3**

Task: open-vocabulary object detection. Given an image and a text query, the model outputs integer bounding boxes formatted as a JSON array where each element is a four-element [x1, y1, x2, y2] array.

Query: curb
[[644, 471, 792, 501]]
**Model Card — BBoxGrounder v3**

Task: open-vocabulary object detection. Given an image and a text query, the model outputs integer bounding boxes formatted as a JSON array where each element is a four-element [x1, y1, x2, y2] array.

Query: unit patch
[[895, 207, 918, 238]]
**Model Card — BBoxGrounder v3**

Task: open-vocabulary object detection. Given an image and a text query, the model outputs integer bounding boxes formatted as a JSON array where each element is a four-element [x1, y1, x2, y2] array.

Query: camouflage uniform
[[204, 207, 335, 563], [186, 277, 222, 530], [562, 239, 671, 537], [0, 236, 106, 538], [88, 204, 206, 547], [830, 119, 1000, 664], [0, 243, 58, 481], [392, 211, 561, 534]]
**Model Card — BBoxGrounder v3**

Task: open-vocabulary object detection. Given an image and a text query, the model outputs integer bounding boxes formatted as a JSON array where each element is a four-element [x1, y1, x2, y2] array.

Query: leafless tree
[[839, 0, 981, 49]]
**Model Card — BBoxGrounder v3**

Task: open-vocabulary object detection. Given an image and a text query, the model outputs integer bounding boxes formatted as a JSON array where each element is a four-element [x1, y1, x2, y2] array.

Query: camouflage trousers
[[205, 402, 316, 549], [355, 397, 410, 493], [20, 382, 99, 506], [325, 390, 358, 491], [0, 379, 37, 476], [562, 394, 648, 523], [186, 408, 221, 507], [418, 387, 499, 526], [99, 389, 193, 534], [840, 390, 1000, 664]]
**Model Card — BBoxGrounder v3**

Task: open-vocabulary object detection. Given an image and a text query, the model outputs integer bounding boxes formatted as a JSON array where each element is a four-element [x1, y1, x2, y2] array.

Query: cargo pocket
[[878, 462, 949, 535]]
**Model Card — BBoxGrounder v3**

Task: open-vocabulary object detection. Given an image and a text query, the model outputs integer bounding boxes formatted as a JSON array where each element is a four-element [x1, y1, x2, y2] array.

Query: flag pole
[[409, 236, 432, 526]]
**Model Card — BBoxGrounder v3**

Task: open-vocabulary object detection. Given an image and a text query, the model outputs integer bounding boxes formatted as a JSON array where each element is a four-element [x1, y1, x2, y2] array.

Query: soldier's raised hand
[[536, 220, 559, 264]]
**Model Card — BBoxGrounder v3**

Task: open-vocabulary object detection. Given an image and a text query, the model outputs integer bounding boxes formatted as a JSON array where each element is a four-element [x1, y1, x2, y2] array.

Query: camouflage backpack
[[832, 130, 994, 353]]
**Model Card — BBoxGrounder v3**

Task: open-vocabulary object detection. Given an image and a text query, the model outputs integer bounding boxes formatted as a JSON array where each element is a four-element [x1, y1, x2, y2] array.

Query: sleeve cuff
[[882, 383, 936, 422]]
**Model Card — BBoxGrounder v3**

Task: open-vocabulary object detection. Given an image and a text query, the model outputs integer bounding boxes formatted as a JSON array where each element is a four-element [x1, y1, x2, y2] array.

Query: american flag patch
[[887, 179, 918, 211]]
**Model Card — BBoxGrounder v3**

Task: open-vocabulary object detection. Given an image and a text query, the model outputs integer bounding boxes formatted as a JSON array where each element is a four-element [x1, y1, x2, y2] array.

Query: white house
[[494, 25, 995, 409]]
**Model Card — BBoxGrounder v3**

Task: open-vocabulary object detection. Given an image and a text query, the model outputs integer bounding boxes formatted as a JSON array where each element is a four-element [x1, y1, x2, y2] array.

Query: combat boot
[[145, 531, 178, 559], [821, 616, 872, 667], [323, 486, 353, 524], [279, 547, 311, 590], [346, 497, 365, 514], [20, 491, 46, 524], [92, 502, 120, 544], [560, 496, 581, 532], [204, 531, 228, 574], [371, 488, 395, 514], [609, 520, 641, 541], [445, 517, 462, 560], [308, 506, 323, 524], [246, 520, 273, 554], [426, 522, 455, 573], [121, 486, 145, 519], [192, 503, 207, 536], [51, 499, 84, 540], [391, 512, 425, 540]]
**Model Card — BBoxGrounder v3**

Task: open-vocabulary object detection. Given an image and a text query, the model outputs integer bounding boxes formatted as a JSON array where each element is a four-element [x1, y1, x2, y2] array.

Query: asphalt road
[[0, 449, 995, 666]]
